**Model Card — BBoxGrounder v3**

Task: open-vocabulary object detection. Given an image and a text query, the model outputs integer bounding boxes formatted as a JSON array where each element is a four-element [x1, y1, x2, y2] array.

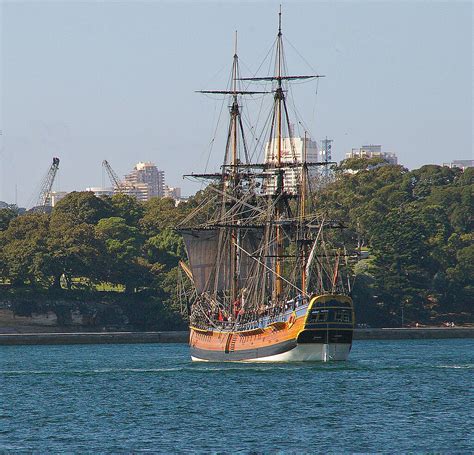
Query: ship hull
[[192, 342, 352, 362], [189, 295, 354, 362]]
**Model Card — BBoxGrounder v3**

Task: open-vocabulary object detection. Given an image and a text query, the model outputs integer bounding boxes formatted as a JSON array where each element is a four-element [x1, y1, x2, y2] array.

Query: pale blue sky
[[1, 1, 472, 206]]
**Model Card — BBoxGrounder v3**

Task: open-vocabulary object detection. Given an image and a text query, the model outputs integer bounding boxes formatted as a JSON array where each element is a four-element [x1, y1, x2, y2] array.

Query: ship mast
[[184, 13, 328, 312], [230, 31, 239, 302], [238, 9, 325, 302], [274, 8, 284, 300], [196, 34, 268, 305], [300, 130, 308, 293]]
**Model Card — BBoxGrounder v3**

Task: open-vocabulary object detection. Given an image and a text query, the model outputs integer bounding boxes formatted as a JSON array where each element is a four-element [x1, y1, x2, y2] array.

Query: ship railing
[[222, 303, 310, 332], [192, 301, 311, 332]]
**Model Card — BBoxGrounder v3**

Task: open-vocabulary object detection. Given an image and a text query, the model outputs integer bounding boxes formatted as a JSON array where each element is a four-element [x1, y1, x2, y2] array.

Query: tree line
[[319, 161, 473, 325], [0, 162, 472, 327]]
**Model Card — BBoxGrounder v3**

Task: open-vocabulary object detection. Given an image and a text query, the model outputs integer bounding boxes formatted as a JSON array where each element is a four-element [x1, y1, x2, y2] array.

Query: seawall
[[354, 327, 474, 340], [0, 327, 473, 345], [0, 331, 188, 345]]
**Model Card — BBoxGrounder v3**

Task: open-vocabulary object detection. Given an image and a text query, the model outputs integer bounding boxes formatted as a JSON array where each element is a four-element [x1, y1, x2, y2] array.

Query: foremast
[[196, 33, 265, 308]]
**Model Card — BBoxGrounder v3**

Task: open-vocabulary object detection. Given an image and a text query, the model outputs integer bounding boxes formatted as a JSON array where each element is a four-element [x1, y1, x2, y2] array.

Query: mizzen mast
[[300, 130, 308, 293]]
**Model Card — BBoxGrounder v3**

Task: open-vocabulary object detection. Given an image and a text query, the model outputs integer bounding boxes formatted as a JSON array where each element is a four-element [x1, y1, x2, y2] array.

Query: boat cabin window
[[317, 311, 328, 322], [308, 309, 328, 323], [334, 310, 352, 322], [316, 299, 351, 308]]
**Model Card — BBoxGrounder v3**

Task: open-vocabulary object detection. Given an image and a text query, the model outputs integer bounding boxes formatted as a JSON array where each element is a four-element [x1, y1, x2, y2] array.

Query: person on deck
[[233, 299, 241, 318]]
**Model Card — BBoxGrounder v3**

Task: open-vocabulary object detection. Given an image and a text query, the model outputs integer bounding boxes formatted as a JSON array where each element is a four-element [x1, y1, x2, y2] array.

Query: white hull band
[[191, 343, 352, 362]]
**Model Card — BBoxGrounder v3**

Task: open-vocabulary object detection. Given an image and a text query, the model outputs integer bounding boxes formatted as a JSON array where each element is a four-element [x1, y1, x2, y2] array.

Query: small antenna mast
[[234, 30, 238, 58], [278, 4, 282, 36]]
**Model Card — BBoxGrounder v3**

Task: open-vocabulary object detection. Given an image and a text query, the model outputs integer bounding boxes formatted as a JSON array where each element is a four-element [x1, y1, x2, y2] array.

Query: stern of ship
[[293, 294, 354, 361]]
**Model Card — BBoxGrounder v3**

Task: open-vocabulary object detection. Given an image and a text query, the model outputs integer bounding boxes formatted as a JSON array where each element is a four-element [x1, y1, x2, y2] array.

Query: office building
[[345, 145, 398, 165]]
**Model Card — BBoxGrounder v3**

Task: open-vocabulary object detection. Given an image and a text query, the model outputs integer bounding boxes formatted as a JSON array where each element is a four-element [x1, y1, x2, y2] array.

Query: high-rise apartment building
[[345, 145, 398, 165], [263, 136, 319, 195], [122, 162, 165, 202]]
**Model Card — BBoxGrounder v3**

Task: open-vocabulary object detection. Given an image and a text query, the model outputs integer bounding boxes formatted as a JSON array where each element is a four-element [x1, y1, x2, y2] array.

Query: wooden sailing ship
[[178, 12, 355, 362]]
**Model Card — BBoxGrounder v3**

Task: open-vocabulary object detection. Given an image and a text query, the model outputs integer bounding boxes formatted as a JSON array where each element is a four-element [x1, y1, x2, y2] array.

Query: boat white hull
[[191, 343, 352, 362]]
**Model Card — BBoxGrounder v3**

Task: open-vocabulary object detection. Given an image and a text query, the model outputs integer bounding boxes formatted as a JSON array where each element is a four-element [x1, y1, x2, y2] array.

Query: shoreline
[[0, 327, 473, 345]]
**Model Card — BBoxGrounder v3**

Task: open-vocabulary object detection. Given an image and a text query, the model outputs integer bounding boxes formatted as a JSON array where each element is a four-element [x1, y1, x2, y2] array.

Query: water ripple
[[1, 339, 473, 452]]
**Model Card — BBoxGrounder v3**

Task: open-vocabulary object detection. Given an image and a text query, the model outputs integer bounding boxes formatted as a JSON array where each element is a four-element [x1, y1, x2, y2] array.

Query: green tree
[[0, 213, 49, 286], [315, 162, 473, 324], [145, 228, 184, 270], [369, 205, 432, 322], [53, 191, 113, 224], [402, 165, 460, 200], [95, 217, 149, 292], [109, 193, 144, 226], [0, 208, 18, 231], [42, 213, 106, 289], [340, 156, 389, 171], [140, 197, 180, 235]]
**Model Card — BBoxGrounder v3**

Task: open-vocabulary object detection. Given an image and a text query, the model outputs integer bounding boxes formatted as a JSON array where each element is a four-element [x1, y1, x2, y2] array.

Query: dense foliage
[[318, 163, 473, 325], [0, 192, 207, 329], [0, 163, 471, 327]]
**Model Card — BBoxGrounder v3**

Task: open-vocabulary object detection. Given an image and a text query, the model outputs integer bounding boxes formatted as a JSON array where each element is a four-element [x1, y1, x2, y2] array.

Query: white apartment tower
[[122, 162, 165, 202], [263, 136, 319, 195]]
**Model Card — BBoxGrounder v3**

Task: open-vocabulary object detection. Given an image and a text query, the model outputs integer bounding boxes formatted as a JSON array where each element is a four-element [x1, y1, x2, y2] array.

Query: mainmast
[[230, 31, 239, 302], [239, 8, 325, 302], [274, 7, 284, 300]]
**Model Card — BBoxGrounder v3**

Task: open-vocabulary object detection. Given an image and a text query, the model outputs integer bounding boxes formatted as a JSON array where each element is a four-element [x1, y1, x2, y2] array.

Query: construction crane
[[102, 159, 125, 193], [32, 157, 60, 212]]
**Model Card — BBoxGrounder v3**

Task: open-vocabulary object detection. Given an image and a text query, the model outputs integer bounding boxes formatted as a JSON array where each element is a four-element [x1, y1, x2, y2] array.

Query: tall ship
[[178, 12, 355, 362]]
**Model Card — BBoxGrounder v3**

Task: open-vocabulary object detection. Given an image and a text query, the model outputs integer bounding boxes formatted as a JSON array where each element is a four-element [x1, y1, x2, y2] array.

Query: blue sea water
[[1, 339, 473, 453]]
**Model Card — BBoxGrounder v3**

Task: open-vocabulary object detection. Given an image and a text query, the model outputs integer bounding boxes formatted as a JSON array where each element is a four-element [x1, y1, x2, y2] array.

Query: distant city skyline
[[1, 1, 472, 206]]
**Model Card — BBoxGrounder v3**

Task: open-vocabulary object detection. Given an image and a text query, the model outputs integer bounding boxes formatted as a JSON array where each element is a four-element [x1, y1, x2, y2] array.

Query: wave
[[2, 362, 472, 376], [0, 367, 184, 375]]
